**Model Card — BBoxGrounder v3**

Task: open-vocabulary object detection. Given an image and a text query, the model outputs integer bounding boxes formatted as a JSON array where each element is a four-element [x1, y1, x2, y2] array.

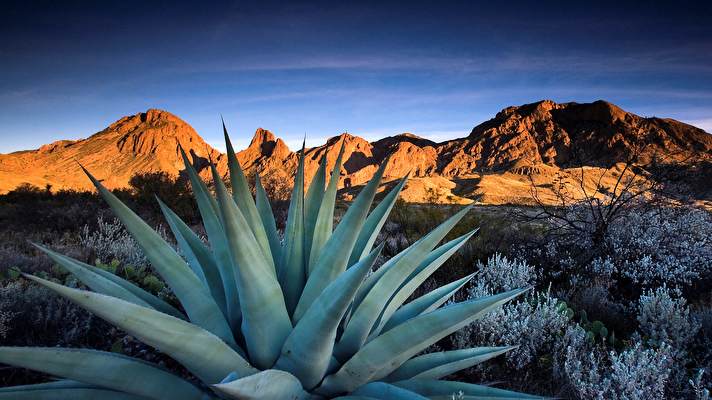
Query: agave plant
[[0, 124, 541, 399]]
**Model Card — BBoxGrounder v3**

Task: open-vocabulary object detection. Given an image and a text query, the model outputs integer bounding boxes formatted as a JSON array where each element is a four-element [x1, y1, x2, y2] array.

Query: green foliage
[[0, 129, 540, 399], [141, 275, 164, 293]]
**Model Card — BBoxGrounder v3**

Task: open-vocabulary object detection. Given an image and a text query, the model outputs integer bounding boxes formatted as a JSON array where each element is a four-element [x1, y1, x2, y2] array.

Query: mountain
[[437, 99, 712, 175], [0, 109, 220, 191], [1, 100, 710, 204]]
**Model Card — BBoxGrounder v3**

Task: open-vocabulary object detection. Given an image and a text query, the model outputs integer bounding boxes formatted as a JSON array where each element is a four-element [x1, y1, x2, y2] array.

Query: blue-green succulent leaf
[[32, 243, 152, 309], [294, 156, 390, 322], [179, 147, 241, 329], [308, 140, 345, 272], [81, 165, 236, 347], [25, 274, 255, 383], [211, 164, 292, 369], [392, 379, 545, 399], [335, 205, 473, 360], [351, 382, 429, 400], [348, 174, 409, 267], [212, 370, 310, 400], [0, 387, 147, 400], [157, 197, 227, 316], [370, 229, 478, 337], [304, 155, 327, 268], [317, 289, 527, 395], [279, 142, 306, 316], [383, 273, 474, 332], [255, 172, 282, 270], [384, 346, 515, 381], [223, 123, 276, 274], [0, 347, 204, 400], [275, 244, 383, 389]]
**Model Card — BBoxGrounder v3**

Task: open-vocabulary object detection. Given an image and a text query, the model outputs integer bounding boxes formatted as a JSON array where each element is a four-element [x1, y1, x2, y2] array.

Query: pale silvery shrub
[[454, 290, 570, 370], [690, 369, 710, 400], [607, 207, 712, 286], [471, 253, 538, 296], [538, 205, 711, 289], [456, 254, 566, 371], [637, 286, 699, 355], [81, 216, 171, 267], [559, 324, 673, 400]]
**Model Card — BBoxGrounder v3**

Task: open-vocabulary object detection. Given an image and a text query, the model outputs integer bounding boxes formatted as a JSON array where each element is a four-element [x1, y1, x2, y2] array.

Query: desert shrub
[[0, 280, 102, 347], [455, 290, 571, 370], [80, 216, 171, 267], [454, 256, 567, 370], [537, 204, 712, 294], [689, 369, 710, 400], [127, 171, 196, 221], [637, 286, 699, 359], [474, 253, 538, 294], [607, 207, 712, 287], [558, 324, 673, 400]]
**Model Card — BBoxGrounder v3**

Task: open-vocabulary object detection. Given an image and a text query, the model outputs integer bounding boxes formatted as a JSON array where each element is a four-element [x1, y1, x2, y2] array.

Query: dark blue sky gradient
[[1, 0, 711, 152]]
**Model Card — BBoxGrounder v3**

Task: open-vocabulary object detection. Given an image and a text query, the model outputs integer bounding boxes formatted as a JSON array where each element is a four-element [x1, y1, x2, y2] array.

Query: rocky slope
[[1, 100, 710, 204]]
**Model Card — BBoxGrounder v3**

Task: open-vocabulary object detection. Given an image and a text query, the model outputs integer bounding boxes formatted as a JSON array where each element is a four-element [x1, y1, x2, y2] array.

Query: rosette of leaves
[[0, 124, 541, 399]]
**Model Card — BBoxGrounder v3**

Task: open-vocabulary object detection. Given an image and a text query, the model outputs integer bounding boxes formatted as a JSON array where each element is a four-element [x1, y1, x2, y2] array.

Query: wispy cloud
[[164, 43, 712, 77]]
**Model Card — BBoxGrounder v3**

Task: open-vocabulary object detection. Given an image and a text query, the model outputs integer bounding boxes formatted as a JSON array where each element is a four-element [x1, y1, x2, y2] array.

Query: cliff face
[[1, 100, 709, 204]]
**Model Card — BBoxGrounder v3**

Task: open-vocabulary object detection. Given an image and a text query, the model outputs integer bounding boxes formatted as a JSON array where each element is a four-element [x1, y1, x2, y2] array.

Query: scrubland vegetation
[[0, 170, 710, 399]]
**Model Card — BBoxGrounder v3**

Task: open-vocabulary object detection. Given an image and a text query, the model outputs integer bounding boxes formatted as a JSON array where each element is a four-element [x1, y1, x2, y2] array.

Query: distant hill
[[1, 100, 710, 204]]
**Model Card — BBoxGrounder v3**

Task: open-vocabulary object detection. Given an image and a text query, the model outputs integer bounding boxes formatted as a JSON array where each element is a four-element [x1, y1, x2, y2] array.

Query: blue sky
[[1, 0, 711, 153]]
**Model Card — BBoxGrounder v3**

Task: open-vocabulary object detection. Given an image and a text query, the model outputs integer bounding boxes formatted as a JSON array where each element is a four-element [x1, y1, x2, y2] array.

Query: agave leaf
[[317, 289, 527, 395], [212, 369, 310, 400], [370, 230, 478, 337], [71, 260, 185, 319], [179, 147, 241, 329], [392, 379, 545, 399], [351, 382, 429, 400], [350, 207, 470, 317], [384, 346, 515, 381], [383, 273, 474, 332], [255, 172, 282, 269], [0, 347, 204, 400], [211, 164, 292, 369], [223, 123, 275, 273], [275, 244, 383, 389], [308, 140, 345, 272], [0, 387, 147, 400], [32, 243, 151, 309], [304, 155, 327, 267], [157, 197, 227, 315], [349, 250, 405, 315], [25, 274, 255, 383], [335, 205, 473, 360], [0, 381, 95, 391], [294, 156, 390, 322], [279, 142, 306, 315], [348, 174, 409, 267], [80, 165, 236, 347]]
